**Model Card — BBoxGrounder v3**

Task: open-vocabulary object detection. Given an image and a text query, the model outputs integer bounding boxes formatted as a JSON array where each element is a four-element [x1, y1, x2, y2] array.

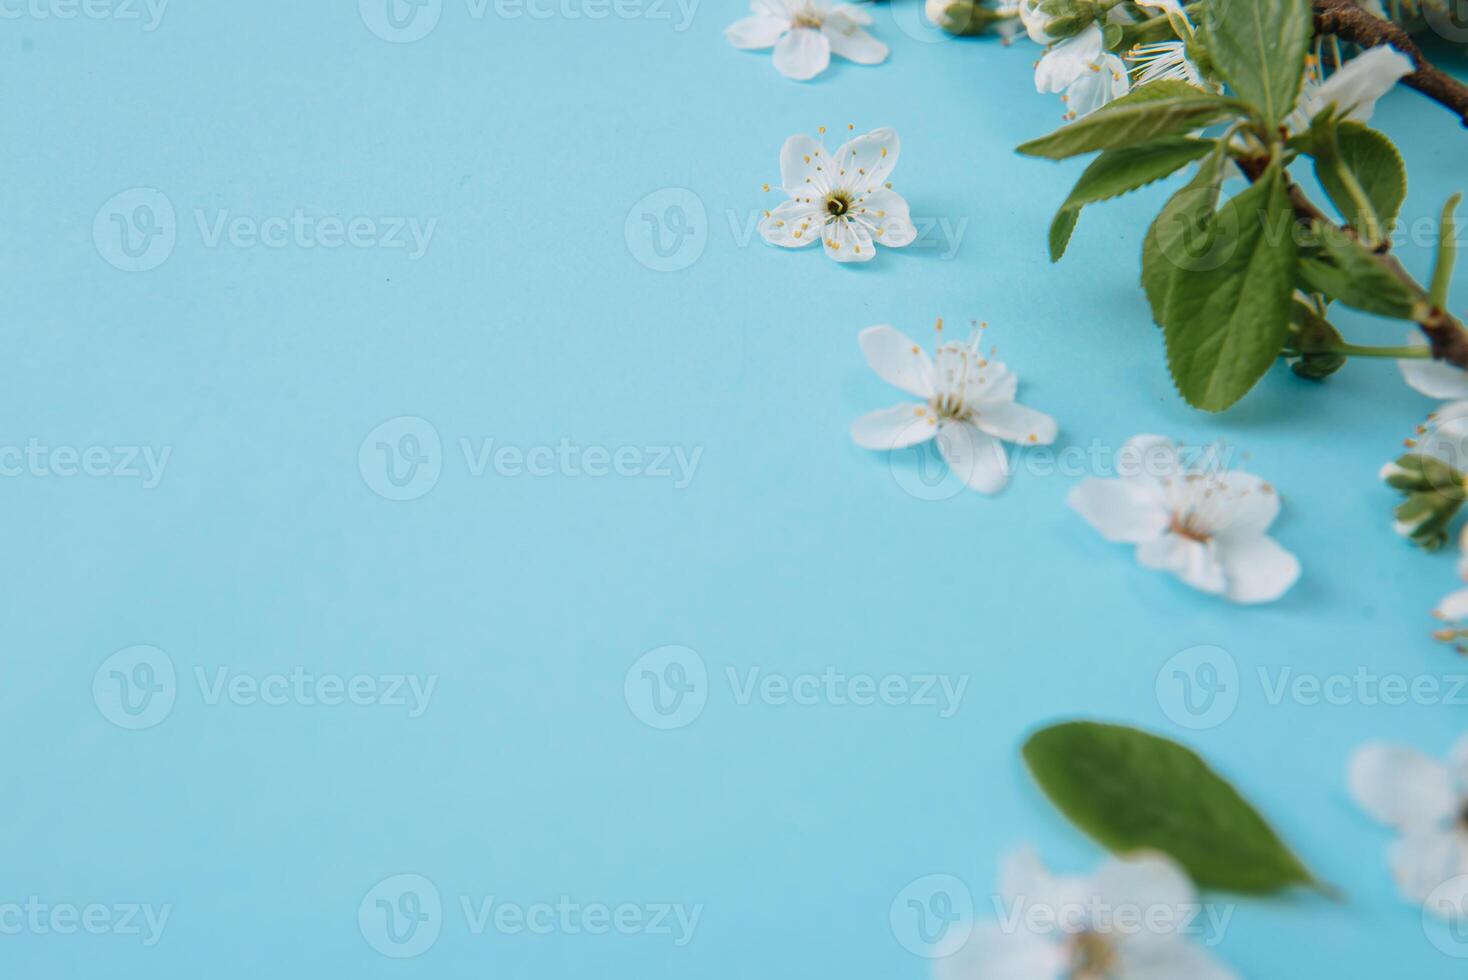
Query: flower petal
[[1067, 478, 1169, 543], [1313, 45, 1414, 123], [1035, 24, 1104, 92], [725, 14, 788, 49], [934, 923, 1066, 980], [1137, 535, 1227, 595], [970, 360, 1017, 403], [858, 325, 935, 399], [773, 26, 831, 81], [822, 21, 887, 65], [758, 198, 821, 248], [1400, 351, 1468, 400], [1063, 53, 1131, 118], [853, 188, 916, 248], [822, 216, 875, 262], [974, 400, 1058, 446], [833, 127, 899, 195], [828, 2, 873, 26], [938, 421, 1010, 494], [1216, 533, 1299, 603], [998, 846, 1057, 909], [1089, 851, 1196, 924], [1211, 471, 1280, 537], [1436, 588, 1468, 622], [1019, 0, 1057, 44], [779, 134, 831, 195], [1421, 400, 1468, 473], [1348, 742, 1457, 830], [1391, 830, 1468, 903], [850, 403, 935, 450]]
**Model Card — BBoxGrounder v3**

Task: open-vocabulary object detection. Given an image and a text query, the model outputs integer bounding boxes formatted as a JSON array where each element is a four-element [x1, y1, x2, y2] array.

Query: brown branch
[[1237, 155, 1468, 369], [1312, 0, 1468, 127]]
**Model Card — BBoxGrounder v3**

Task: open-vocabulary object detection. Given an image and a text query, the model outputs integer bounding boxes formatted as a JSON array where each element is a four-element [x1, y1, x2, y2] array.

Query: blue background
[[3, 1, 1467, 975]]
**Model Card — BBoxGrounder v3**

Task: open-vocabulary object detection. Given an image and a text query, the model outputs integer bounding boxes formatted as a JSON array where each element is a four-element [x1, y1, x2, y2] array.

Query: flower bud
[[1285, 302, 1345, 380], [1392, 489, 1461, 550], [927, 0, 1008, 35], [1019, 0, 1095, 43], [1287, 351, 1347, 380]]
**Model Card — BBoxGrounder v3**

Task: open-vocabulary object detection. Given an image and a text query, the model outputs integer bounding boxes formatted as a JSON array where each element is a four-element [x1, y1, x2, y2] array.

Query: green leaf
[[1431, 193, 1462, 310], [1142, 150, 1227, 323], [1314, 123, 1406, 239], [1049, 138, 1216, 261], [1022, 721, 1322, 895], [1298, 224, 1420, 319], [1205, 0, 1311, 127], [1049, 209, 1079, 262], [1162, 162, 1298, 411], [1016, 83, 1237, 161]]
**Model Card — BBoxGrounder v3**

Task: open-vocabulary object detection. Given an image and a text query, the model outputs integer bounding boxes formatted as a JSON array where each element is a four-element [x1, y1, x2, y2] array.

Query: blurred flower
[[1068, 435, 1299, 603], [1438, 538, 1468, 627], [851, 319, 1057, 494], [1348, 738, 1468, 909], [725, 0, 887, 81], [759, 127, 916, 263], [1400, 344, 1468, 467], [934, 848, 1236, 980]]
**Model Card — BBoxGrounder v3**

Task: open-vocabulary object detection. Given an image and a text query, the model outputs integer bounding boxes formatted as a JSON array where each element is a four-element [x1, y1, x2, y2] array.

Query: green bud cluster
[[1383, 453, 1468, 550], [929, 0, 1010, 36], [1036, 0, 1096, 38]]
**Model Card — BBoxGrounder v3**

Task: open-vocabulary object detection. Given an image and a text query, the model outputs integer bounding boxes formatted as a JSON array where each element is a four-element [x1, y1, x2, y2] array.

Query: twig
[[1311, 0, 1468, 126], [1237, 155, 1468, 369]]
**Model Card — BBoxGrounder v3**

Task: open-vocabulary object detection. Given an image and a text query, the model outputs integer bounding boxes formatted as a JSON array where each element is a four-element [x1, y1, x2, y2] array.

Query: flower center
[[1067, 931, 1116, 980], [824, 189, 853, 217], [929, 392, 970, 423], [1170, 510, 1211, 543], [791, 9, 823, 27]]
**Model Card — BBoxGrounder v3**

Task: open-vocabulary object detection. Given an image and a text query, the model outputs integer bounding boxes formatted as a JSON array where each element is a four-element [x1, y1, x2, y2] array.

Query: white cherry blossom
[[851, 319, 1057, 494], [759, 127, 916, 263], [726, 0, 888, 81], [1349, 736, 1468, 910], [1035, 23, 1130, 121], [1287, 45, 1414, 132], [1068, 435, 1300, 603], [934, 848, 1237, 980]]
